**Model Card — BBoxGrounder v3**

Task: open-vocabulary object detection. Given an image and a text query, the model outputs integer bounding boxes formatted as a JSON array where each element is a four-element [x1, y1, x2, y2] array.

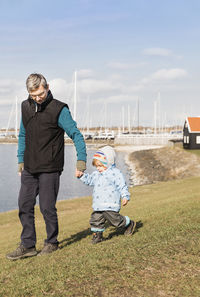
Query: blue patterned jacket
[[80, 165, 130, 212]]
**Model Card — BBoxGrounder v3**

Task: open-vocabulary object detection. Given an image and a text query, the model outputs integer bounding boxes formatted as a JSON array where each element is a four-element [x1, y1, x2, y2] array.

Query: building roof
[[186, 117, 200, 133]]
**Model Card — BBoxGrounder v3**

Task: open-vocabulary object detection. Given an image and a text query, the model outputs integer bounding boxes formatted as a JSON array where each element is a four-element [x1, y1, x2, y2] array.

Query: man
[[6, 73, 86, 260]]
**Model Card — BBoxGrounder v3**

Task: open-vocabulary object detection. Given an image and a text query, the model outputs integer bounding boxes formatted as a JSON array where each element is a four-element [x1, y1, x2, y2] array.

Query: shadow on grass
[[105, 220, 143, 240], [59, 221, 143, 248], [59, 228, 92, 249]]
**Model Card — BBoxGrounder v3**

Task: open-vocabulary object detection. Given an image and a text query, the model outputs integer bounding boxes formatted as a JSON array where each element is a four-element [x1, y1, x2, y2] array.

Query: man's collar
[[28, 90, 53, 111]]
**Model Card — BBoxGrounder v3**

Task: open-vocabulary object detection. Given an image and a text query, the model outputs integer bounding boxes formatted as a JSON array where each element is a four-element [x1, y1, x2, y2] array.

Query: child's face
[[95, 160, 107, 173]]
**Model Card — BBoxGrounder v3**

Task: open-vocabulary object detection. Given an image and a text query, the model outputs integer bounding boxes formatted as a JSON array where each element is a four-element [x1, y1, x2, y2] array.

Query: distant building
[[183, 117, 200, 149]]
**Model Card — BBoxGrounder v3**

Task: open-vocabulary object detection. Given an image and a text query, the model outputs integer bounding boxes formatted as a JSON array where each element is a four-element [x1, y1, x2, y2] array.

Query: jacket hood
[[98, 146, 116, 167]]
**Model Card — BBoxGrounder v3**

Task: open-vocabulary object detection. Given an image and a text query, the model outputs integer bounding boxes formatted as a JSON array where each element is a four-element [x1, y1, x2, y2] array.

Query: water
[[0, 144, 129, 213]]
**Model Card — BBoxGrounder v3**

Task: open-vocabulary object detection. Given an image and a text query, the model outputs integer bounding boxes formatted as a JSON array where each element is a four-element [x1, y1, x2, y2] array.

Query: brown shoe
[[91, 232, 103, 244], [6, 244, 37, 260], [124, 220, 136, 236], [37, 242, 58, 256]]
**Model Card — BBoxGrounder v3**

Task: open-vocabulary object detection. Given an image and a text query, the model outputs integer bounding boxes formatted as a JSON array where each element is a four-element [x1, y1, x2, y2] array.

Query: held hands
[[122, 198, 128, 206], [75, 160, 86, 178], [18, 163, 24, 176], [76, 169, 84, 178]]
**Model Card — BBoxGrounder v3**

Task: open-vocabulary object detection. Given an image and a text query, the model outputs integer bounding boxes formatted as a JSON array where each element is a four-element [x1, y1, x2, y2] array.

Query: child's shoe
[[124, 220, 136, 236], [91, 232, 103, 244]]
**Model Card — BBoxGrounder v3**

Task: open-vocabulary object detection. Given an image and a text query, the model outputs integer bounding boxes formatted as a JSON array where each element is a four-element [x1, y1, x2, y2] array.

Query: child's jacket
[[80, 165, 130, 212]]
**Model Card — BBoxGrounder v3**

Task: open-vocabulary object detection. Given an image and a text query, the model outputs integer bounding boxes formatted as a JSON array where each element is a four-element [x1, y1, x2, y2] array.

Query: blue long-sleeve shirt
[[17, 106, 86, 164]]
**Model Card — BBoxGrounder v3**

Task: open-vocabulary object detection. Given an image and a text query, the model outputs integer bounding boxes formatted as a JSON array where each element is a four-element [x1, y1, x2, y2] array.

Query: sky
[[0, 0, 200, 129]]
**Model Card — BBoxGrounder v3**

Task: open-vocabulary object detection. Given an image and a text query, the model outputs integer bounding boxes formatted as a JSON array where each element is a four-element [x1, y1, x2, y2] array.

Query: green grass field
[[0, 176, 200, 297], [186, 148, 200, 158]]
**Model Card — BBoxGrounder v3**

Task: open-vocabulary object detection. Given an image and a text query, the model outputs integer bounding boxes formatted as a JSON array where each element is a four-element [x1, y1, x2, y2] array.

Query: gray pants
[[90, 211, 128, 232], [18, 169, 60, 248]]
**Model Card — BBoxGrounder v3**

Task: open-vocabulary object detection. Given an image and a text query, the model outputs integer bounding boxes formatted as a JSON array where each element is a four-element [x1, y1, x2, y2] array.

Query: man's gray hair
[[26, 73, 48, 92]]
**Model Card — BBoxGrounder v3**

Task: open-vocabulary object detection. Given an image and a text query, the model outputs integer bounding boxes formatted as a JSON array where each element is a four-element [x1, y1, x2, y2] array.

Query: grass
[[0, 177, 200, 297], [185, 148, 200, 158]]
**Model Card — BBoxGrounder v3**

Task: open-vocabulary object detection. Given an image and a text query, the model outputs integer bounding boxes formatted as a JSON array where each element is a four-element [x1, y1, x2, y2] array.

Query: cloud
[[49, 78, 73, 103], [48, 74, 136, 106], [3, 68, 186, 108], [151, 68, 187, 80], [95, 94, 138, 104], [141, 68, 188, 85], [0, 79, 23, 94], [77, 69, 94, 78], [0, 79, 26, 105], [143, 47, 173, 57], [107, 61, 146, 70], [49, 78, 69, 93], [77, 78, 117, 94], [50, 68, 186, 106], [108, 62, 134, 70]]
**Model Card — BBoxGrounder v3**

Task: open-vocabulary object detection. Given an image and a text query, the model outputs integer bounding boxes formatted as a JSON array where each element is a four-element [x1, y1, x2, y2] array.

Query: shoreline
[[0, 142, 164, 214], [114, 145, 164, 186], [0, 140, 163, 185], [0, 139, 163, 182]]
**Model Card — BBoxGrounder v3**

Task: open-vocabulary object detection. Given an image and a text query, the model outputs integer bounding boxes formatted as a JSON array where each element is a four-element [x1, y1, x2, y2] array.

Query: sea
[[0, 144, 130, 213]]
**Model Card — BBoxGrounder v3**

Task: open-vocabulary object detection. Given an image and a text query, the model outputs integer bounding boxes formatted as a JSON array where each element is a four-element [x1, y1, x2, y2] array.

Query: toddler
[[79, 146, 136, 244]]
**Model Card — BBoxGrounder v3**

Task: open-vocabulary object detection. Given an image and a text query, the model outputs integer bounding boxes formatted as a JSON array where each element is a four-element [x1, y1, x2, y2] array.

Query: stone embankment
[[115, 145, 200, 186]]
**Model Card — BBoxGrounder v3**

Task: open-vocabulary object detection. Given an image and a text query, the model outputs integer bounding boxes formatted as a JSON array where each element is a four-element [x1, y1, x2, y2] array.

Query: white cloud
[[77, 69, 94, 78], [107, 61, 146, 70], [95, 94, 138, 104], [108, 62, 134, 70], [0, 79, 23, 94], [141, 68, 188, 85], [0, 79, 26, 106], [151, 68, 187, 80], [0, 66, 190, 128], [77, 78, 117, 94], [108, 74, 123, 81], [49, 78, 69, 93], [49, 78, 74, 104], [143, 47, 173, 57]]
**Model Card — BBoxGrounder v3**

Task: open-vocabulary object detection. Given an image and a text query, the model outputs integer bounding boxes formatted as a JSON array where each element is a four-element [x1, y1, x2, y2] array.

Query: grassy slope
[[0, 177, 200, 297], [186, 148, 200, 158]]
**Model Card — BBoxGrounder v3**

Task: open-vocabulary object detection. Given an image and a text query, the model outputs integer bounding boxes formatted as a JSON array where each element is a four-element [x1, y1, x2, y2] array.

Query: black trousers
[[18, 170, 60, 248]]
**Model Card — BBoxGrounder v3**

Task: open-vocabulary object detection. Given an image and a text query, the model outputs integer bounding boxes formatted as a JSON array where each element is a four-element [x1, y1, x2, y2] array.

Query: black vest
[[22, 91, 68, 174]]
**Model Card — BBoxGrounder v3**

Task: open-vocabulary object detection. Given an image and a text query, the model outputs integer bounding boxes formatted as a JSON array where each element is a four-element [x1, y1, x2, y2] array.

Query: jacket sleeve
[[79, 172, 97, 186], [17, 119, 26, 163], [58, 107, 87, 162], [114, 170, 130, 200]]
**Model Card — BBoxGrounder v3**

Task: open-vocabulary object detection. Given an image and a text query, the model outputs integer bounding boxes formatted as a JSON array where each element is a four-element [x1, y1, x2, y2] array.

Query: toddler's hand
[[122, 198, 128, 206]]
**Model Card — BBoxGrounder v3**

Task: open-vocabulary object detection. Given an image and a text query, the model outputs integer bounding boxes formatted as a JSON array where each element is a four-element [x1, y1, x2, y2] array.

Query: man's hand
[[122, 198, 128, 206], [76, 169, 84, 178], [18, 163, 24, 176]]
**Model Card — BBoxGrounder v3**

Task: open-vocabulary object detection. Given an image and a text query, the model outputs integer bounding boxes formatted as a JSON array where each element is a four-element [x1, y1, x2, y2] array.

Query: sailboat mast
[[122, 106, 125, 133], [74, 71, 77, 121], [15, 96, 18, 138], [128, 104, 131, 133], [137, 97, 139, 133], [6, 99, 15, 136], [154, 100, 157, 135]]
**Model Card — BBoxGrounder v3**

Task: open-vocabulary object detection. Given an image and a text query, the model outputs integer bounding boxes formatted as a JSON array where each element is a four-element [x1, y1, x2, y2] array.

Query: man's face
[[29, 84, 49, 104]]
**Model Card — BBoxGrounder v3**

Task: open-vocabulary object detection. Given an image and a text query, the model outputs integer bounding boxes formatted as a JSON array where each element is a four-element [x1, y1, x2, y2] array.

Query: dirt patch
[[129, 147, 200, 185]]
